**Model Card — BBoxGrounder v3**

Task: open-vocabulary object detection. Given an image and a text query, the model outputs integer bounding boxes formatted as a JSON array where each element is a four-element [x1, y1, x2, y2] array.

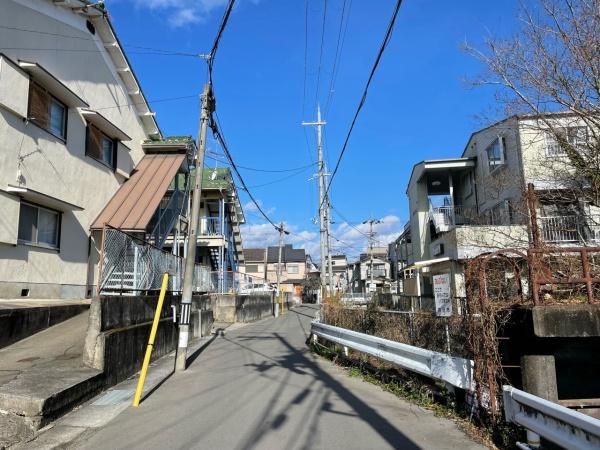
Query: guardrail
[[503, 386, 600, 450], [310, 320, 473, 390]]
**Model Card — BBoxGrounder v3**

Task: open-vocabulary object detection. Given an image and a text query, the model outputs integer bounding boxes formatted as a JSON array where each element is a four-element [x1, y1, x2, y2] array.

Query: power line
[[324, 0, 352, 116], [93, 94, 198, 111], [210, 112, 279, 229], [205, 153, 316, 173], [207, 0, 236, 84], [0, 25, 206, 57], [319, 0, 403, 212], [240, 166, 313, 189], [314, 0, 328, 105]]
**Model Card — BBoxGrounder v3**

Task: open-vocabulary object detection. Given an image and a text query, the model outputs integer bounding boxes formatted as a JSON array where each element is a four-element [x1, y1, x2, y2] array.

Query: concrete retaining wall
[[0, 304, 89, 349], [83, 294, 213, 387], [211, 294, 273, 323]]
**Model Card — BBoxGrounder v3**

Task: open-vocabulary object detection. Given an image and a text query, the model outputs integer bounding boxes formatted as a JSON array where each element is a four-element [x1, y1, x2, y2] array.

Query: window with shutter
[[28, 82, 49, 130], [86, 124, 116, 169], [27, 81, 67, 139]]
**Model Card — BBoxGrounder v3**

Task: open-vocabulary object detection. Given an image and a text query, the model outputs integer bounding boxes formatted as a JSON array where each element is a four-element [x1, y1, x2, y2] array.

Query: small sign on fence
[[433, 273, 452, 317]]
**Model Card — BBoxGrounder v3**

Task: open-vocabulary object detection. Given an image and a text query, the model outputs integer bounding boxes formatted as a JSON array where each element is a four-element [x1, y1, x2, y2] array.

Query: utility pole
[[363, 217, 382, 294], [276, 222, 289, 314], [175, 83, 213, 372], [325, 200, 334, 293], [302, 105, 327, 303]]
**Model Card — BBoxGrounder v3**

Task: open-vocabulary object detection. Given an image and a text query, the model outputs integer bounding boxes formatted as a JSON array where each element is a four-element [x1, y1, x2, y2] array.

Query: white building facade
[[0, 0, 161, 298]]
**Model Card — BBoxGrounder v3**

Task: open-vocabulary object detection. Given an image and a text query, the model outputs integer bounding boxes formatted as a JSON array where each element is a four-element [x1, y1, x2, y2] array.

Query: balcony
[[199, 216, 222, 236], [538, 215, 600, 244], [429, 205, 474, 233], [367, 269, 387, 278]]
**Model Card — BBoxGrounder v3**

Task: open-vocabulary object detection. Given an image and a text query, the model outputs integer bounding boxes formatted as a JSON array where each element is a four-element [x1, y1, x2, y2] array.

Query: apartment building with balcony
[[403, 113, 598, 301], [0, 0, 162, 298]]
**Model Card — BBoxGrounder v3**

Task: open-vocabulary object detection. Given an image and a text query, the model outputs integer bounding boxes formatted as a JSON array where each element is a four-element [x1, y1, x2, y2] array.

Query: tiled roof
[[267, 245, 306, 263], [244, 248, 266, 262]]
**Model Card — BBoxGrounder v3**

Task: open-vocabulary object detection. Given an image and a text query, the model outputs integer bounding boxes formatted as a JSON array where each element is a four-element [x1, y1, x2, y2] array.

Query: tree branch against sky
[[465, 0, 600, 204]]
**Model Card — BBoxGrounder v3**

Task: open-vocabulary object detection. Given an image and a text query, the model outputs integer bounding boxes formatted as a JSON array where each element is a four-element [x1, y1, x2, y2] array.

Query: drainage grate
[[92, 389, 134, 406]]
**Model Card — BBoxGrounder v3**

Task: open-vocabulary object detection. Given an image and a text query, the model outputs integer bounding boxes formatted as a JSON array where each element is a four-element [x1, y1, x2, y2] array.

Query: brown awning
[[91, 153, 186, 231]]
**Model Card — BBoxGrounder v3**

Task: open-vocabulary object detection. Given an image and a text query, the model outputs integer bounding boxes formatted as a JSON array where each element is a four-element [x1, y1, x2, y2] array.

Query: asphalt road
[[71, 305, 485, 450]]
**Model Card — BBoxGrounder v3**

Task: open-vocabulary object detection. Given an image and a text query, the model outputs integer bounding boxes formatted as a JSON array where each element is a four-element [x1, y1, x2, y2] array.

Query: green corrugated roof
[[143, 135, 195, 145], [172, 167, 233, 190]]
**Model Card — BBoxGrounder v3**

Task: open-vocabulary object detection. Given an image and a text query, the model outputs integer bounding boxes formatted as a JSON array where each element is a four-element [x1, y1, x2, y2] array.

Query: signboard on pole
[[433, 273, 452, 317]]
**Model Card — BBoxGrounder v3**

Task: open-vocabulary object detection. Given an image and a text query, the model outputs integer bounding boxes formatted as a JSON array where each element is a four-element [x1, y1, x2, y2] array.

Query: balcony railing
[[538, 215, 600, 243], [367, 269, 387, 278], [429, 205, 474, 232], [199, 216, 222, 236]]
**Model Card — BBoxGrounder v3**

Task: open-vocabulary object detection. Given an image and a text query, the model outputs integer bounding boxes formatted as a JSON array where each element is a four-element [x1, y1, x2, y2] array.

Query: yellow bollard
[[132, 272, 169, 407]]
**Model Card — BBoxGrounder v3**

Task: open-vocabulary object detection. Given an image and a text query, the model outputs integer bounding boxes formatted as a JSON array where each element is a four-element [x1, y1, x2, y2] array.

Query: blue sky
[[105, 0, 520, 260]]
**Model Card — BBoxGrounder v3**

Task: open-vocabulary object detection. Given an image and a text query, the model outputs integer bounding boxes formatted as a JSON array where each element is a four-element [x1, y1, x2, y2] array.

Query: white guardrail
[[310, 320, 473, 390], [503, 386, 600, 450]]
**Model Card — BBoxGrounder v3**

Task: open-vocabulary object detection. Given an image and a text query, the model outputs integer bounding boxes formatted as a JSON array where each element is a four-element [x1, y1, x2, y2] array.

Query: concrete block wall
[[83, 294, 214, 387], [210, 294, 273, 323], [0, 304, 89, 349]]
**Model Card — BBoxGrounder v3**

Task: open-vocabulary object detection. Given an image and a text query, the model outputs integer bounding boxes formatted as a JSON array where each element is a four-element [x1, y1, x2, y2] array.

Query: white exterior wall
[[462, 118, 524, 213], [0, 0, 154, 298]]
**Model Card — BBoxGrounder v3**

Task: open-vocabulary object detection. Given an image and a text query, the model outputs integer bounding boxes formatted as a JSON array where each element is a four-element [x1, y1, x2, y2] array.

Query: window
[[486, 137, 506, 172], [86, 124, 116, 168], [28, 82, 67, 139], [17, 202, 60, 249], [287, 264, 299, 274], [246, 264, 259, 273], [545, 127, 588, 157]]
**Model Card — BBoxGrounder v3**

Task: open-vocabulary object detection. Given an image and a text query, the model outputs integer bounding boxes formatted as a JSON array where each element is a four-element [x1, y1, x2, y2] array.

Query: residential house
[[0, 0, 161, 298], [403, 113, 598, 301], [239, 248, 268, 283], [388, 223, 412, 293], [324, 254, 348, 291], [265, 244, 307, 300], [347, 247, 391, 294]]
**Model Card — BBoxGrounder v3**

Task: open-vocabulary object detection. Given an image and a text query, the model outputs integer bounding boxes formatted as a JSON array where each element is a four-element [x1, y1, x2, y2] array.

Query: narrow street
[[70, 306, 484, 450]]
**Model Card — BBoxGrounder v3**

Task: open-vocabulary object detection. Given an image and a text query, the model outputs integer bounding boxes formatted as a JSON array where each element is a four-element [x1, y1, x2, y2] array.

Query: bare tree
[[466, 0, 600, 204]]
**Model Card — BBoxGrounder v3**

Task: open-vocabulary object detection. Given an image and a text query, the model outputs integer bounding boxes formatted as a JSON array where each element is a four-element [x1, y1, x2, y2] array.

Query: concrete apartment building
[[401, 113, 598, 301], [0, 0, 161, 298], [347, 247, 391, 293]]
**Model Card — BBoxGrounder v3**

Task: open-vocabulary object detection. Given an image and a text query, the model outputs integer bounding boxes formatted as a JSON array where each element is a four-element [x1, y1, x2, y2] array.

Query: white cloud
[[241, 214, 404, 263], [121, 0, 255, 28], [243, 200, 276, 216]]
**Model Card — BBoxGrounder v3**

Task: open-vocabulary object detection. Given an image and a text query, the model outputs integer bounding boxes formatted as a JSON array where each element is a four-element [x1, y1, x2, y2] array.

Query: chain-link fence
[[98, 226, 252, 295]]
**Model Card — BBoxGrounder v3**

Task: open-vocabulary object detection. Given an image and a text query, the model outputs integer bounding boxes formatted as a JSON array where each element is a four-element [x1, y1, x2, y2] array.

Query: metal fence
[[98, 226, 254, 294], [538, 215, 600, 243]]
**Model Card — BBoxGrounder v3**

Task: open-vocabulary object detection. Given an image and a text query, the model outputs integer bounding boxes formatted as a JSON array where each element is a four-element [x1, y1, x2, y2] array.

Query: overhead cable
[[319, 0, 403, 212]]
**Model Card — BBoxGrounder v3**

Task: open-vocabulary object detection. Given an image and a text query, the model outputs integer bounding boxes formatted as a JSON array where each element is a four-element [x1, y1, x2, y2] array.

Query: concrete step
[[0, 365, 103, 448], [0, 311, 103, 448]]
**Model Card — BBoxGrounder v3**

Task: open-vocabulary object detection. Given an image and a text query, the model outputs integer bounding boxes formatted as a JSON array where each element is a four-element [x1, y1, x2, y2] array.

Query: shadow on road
[[231, 305, 420, 450]]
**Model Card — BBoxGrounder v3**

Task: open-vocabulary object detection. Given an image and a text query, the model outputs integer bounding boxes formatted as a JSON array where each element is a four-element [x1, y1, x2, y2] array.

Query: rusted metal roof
[[91, 153, 186, 231]]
